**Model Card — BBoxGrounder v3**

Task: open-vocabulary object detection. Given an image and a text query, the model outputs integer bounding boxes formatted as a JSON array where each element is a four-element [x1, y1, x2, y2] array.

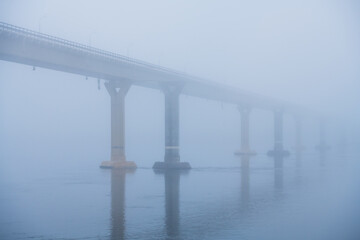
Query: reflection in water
[[273, 156, 284, 191], [240, 156, 250, 210], [164, 171, 181, 239], [274, 155, 284, 169], [110, 169, 133, 240], [109, 169, 182, 240], [241, 155, 250, 169]]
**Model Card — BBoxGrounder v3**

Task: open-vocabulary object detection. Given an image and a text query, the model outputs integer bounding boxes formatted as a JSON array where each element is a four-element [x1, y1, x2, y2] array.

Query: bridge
[[0, 22, 323, 170]]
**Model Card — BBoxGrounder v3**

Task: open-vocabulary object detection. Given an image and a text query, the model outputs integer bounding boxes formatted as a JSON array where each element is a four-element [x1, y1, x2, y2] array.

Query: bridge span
[[0, 22, 319, 169]]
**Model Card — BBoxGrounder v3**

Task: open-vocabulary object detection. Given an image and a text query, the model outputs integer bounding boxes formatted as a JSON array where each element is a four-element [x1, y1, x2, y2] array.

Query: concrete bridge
[[0, 22, 323, 169]]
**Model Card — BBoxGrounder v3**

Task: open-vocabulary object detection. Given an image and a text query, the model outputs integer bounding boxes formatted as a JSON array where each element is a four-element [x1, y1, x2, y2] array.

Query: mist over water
[[1, 1, 360, 240]]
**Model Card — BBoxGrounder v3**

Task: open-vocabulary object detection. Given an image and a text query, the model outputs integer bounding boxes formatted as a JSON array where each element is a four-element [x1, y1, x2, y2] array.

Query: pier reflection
[[273, 156, 284, 193], [164, 171, 181, 239], [107, 158, 290, 240], [240, 155, 250, 210], [110, 169, 134, 240]]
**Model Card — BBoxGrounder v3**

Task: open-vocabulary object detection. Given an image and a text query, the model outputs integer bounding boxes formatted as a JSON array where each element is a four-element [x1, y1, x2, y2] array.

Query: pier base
[[153, 161, 191, 170], [100, 160, 137, 169], [101, 81, 137, 169], [154, 83, 191, 170]]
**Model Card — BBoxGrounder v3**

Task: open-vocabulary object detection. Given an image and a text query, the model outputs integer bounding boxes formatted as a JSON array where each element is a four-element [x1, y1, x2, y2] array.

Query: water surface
[[1, 153, 359, 240]]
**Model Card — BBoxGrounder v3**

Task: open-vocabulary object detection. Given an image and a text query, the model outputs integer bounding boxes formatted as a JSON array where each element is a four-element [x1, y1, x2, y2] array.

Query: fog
[[0, 1, 360, 239]]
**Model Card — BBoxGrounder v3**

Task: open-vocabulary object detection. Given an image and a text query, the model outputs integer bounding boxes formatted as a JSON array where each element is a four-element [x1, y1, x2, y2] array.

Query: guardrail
[[0, 21, 188, 77], [0, 22, 295, 109]]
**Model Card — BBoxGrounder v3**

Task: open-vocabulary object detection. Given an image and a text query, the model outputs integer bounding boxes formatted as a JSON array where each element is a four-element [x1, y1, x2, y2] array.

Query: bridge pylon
[[153, 83, 191, 170], [234, 105, 256, 156], [100, 81, 137, 169], [267, 109, 290, 167]]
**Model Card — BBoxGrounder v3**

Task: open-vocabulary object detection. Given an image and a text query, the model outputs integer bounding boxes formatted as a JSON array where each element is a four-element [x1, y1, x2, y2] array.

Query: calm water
[[1, 153, 360, 240]]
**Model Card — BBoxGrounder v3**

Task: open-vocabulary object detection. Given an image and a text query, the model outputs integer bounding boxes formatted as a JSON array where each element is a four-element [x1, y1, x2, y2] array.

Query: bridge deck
[[0, 22, 295, 111]]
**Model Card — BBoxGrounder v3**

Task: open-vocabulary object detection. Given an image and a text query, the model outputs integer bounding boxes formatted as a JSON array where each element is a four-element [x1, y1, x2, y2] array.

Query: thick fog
[[0, 1, 360, 240]]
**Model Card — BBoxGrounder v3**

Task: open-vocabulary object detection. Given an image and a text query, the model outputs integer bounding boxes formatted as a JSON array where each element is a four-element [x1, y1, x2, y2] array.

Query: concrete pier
[[235, 106, 256, 156], [153, 83, 191, 169], [100, 81, 137, 169], [267, 109, 290, 162]]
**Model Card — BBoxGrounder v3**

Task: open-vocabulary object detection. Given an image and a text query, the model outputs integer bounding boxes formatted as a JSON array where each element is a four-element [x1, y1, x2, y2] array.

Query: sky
[[0, 0, 359, 168]]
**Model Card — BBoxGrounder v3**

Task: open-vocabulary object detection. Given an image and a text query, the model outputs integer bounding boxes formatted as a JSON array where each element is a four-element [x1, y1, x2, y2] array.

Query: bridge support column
[[153, 83, 191, 169], [100, 81, 136, 169], [267, 109, 290, 167], [235, 106, 256, 156]]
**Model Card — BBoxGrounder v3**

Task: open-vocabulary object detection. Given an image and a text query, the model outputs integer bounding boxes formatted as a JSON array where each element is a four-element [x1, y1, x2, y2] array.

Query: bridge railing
[[0, 22, 296, 110], [0, 22, 188, 77]]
